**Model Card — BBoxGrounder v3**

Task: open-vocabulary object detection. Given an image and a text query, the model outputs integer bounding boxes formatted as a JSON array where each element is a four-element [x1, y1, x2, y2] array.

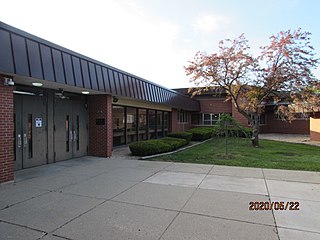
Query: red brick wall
[[260, 112, 310, 134], [231, 104, 309, 134], [171, 108, 192, 132], [88, 95, 112, 157], [310, 131, 320, 141], [192, 97, 310, 135], [175, 122, 192, 132], [232, 102, 249, 127], [198, 98, 232, 113], [0, 77, 14, 184], [171, 109, 178, 132]]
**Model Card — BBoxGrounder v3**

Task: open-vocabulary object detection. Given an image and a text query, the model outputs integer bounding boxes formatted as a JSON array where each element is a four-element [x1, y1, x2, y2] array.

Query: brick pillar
[[171, 109, 178, 132], [105, 95, 113, 156], [0, 77, 14, 184], [88, 94, 113, 157]]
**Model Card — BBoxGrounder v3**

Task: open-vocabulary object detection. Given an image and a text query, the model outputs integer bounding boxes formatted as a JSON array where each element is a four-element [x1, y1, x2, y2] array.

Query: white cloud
[[193, 14, 230, 33]]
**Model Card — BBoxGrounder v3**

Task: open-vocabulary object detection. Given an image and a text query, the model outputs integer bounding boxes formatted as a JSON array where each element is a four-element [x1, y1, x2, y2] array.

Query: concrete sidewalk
[[260, 133, 320, 147], [0, 156, 319, 240]]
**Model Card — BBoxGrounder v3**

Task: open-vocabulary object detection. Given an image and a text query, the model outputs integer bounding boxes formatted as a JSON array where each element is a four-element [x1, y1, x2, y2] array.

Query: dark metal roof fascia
[[0, 22, 200, 111]]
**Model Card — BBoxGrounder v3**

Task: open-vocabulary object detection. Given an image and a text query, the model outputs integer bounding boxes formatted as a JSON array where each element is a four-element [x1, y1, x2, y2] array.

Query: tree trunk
[[225, 120, 228, 158], [251, 114, 260, 147]]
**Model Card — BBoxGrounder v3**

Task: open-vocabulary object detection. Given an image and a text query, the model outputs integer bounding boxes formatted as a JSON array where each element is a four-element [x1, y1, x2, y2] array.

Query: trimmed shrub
[[129, 137, 188, 156], [129, 140, 173, 156], [187, 127, 214, 141], [161, 137, 188, 149], [167, 132, 193, 143]]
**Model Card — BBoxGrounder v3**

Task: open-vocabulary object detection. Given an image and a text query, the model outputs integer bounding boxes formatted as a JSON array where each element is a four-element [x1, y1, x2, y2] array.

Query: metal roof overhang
[[0, 22, 200, 112]]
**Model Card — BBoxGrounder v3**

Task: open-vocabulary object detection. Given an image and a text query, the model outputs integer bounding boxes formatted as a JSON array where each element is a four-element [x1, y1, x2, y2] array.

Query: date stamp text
[[249, 201, 300, 211]]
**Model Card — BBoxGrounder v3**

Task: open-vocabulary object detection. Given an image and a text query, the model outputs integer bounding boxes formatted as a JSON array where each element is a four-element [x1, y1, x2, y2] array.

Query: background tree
[[185, 29, 319, 147]]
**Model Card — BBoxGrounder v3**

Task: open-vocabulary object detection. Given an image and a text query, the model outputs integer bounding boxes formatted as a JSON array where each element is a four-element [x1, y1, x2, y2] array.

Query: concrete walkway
[[260, 133, 320, 147], [0, 155, 320, 240]]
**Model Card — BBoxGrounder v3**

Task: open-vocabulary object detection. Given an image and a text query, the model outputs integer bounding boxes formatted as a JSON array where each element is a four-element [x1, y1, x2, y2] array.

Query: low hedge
[[129, 140, 173, 156], [161, 137, 188, 149], [187, 127, 214, 141], [129, 137, 188, 156], [167, 132, 193, 143]]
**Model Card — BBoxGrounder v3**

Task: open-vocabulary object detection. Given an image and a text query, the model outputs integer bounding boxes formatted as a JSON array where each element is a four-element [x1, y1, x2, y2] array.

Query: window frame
[[248, 113, 266, 125], [178, 110, 189, 123]]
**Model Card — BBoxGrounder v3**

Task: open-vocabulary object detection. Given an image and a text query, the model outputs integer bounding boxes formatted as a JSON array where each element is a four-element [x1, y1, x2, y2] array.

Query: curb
[[139, 138, 212, 160]]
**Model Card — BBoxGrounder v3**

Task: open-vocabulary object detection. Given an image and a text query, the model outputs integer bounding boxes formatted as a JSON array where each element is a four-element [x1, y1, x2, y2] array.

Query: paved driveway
[[0, 155, 320, 240]]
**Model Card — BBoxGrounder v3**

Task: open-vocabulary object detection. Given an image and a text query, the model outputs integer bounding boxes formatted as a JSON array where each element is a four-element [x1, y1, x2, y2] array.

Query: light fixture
[[112, 96, 119, 103], [55, 88, 64, 96], [82, 91, 90, 95], [32, 82, 43, 87], [4, 77, 14, 86], [55, 89, 69, 99], [13, 90, 35, 96]]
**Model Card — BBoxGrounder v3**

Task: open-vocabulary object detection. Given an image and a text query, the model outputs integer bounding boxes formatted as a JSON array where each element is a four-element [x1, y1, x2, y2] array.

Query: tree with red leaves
[[185, 29, 319, 147]]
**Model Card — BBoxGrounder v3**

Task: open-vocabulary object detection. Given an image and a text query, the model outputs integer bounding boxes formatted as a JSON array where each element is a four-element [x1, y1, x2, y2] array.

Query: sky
[[1, 0, 320, 89]]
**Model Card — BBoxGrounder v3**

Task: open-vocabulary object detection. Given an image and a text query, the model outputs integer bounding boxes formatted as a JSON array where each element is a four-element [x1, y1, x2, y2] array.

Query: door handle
[[69, 130, 73, 141], [23, 133, 27, 146], [73, 130, 76, 142], [18, 134, 22, 148]]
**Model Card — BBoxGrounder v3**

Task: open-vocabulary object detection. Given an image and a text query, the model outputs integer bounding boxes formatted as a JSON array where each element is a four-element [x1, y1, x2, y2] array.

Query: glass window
[[113, 105, 125, 146], [203, 114, 211, 121], [76, 115, 79, 150], [178, 111, 189, 123], [212, 114, 220, 125], [260, 114, 266, 124], [203, 113, 211, 125], [113, 106, 171, 144], [126, 107, 137, 143], [65, 115, 69, 152], [138, 109, 147, 140], [163, 112, 169, 136], [28, 114, 33, 158], [202, 113, 223, 125], [191, 114, 201, 125], [157, 111, 163, 138], [249, 113, 266, 125], [148, 110, 156, 139]]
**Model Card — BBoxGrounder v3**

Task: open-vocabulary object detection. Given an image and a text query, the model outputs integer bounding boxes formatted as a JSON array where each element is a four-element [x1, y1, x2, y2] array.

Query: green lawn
[[149, 138, 320, 171]]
